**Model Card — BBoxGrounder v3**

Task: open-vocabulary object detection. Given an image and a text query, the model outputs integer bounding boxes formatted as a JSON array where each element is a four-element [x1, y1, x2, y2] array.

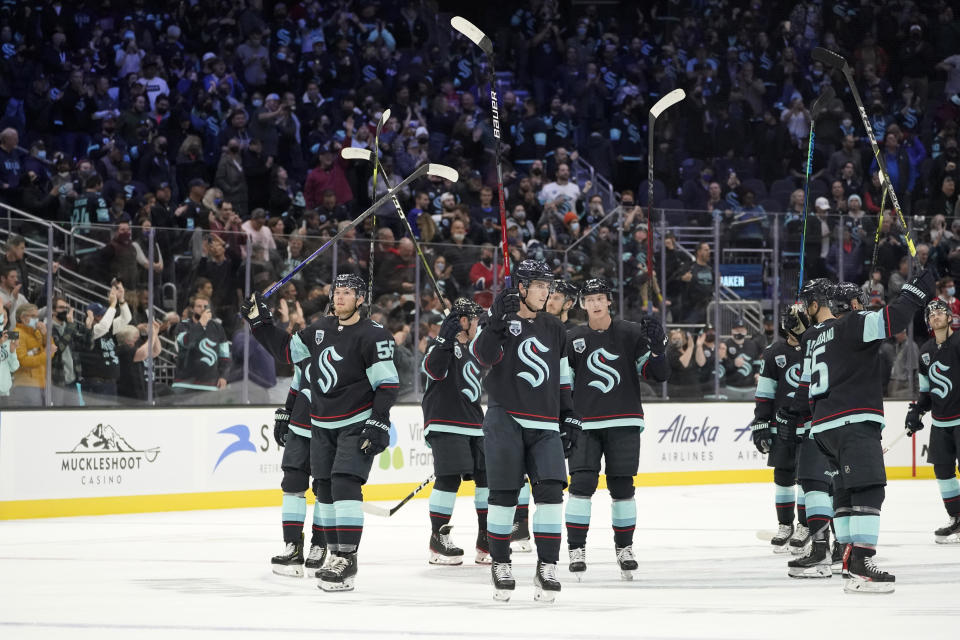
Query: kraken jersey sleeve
[[288, 361, 314, 438], [753, 340, 802, 424], [421, 338, 485, 437], [921, 332, 960, 427]]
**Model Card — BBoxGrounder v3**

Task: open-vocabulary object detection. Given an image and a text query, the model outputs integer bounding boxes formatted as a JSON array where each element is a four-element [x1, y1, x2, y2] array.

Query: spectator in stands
[[887, 256, 911, 301], [667, 329, 704, 399], [79, 282, 132, 404], [862, 268, 887, 309], [0, 321, 19, 405], [936, 276, 960, 331], [172, 294, 229, 400], [189, 233, 242, 335], [50, 296, 89, 406], [12, 304, 53, 406], [0, 235, 28, 291], [241, 208, 275, 264], [885, 330, 919, 398], [377, 237, 416, 298], [215, 138, 249, 217], [0, 128, 25, 206], [539, 162, 582, 219], [681, 242, 715, 324], [99, 222, 139, 291], [469, 243, 501, 307], [304, 145, 352, 208], [115, 321, 162, 403], [828, 134, 864, 181], [0, 265, 27, 330]]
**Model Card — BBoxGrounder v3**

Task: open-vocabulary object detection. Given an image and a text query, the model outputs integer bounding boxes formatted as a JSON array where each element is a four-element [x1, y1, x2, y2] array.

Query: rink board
[[0, 402, 929, 519]]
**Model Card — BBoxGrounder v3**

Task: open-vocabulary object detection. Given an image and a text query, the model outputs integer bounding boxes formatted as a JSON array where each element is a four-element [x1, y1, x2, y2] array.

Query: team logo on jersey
[[929, 362, 953, 399], [517, 337, 550, 388], [729, 346, 737, 355], [454, 344, 463, 359], [509, 320, 522, 336], [198, 338, 218, 367], [315, 330, 325, 345], [775, 354, 786, 368], [316, 346, 344, 393], [922, 353, 931, 366], [586, 348, 620, 393], [573, 338, 586, 353], [461, 360, 482, 402]]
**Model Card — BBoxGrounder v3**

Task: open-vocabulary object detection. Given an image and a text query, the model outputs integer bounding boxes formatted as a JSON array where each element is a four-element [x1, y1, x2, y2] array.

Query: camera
[[5, 330, 19, 340]]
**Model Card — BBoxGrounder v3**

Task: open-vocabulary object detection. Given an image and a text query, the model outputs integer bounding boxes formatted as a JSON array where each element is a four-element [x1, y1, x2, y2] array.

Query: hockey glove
[[436, 311, 462, 347], [904, 401, 926, 436], [641, 315, 667, 356], [750, 421, 772, 454], [901, 267, 936, 308], [274, 407, 291, 447], [774, 408, 801, 444], [359, 416, 391, 456], [559, 411, 583, 458], [488, 287, 520, 330], [241, 292, 273, 329]]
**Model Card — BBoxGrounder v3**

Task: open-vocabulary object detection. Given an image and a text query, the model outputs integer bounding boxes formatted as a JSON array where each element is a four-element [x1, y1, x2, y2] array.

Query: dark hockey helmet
[[798, 278, 834, 310], [451, 297, 483, 318], [781, 302, 809, 340], [578, 277, 612, 308], [832, 281, 867, 314], [926, 298, 951, 324], [515, 259, 554, 290], [554, 278, 580, 302], [333, 273, 366, 299]]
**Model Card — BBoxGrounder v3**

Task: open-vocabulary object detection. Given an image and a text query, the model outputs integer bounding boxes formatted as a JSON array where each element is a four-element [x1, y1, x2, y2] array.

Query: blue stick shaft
[[797, 123, 816, 300]]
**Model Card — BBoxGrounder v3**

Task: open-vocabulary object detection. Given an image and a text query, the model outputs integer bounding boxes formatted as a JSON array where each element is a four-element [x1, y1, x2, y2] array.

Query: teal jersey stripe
[[582, 417, 644, 430], [291, 365, 302, 391], [755, 376, 777, 399], [289, 424, 311, 438], [281, 494, 306, 522], [834, 514, 851, 544], [559, 356, 573, 387], [218, 341, 230, 357], [367, 359, 399, 388], [811, 413, 883, 434], [849, 513, 880, 546], [334, 499, 364, 527], [423, 424, 483, 438], [919, 373, 930, 393], [861, 310, 887, 342], [932, 417, 960, 427], [796, 487, 806, 505], [317, 502, 336, 528], [311, 409, 372, 429], [290, 333, 310, 363], [565, 495, 592, 525], [171, 381, 218, 391], [512, 415, 559, 431], [636, 350, 651, 375], [774, 485, 795, 502]]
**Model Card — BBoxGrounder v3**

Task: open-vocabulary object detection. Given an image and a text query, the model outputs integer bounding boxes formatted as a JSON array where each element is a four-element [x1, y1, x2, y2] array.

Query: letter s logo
[[930, 362, 953, 399], [461, 360, 482, 403], [586, 348, 621, 393], [517, 337, 550, 388], [316, 346, 344, 393]]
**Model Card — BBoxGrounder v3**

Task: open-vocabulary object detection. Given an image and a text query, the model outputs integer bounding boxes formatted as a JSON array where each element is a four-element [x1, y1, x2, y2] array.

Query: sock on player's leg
[[796, 486, 807, 526], [488, 489, 518, 564], [428, 475, 461, 534], [531, 482, 563, 564], [281, 492, 307, 544], [565, 495, 592, 548]]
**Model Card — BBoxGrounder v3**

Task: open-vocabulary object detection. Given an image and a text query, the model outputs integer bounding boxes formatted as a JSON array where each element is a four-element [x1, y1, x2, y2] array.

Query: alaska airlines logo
[[461, 360, 482, 403], [517, 337, 550, 388], [930, 362, 953, 399], [316, 346, 344, 393], [586, 348, 620, 393], [198, 338, 218, 367]]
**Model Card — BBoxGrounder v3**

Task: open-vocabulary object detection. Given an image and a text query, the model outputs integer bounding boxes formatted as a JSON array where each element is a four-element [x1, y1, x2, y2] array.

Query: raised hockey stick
[[647, 89, 685, 309], [869, 186, 889, 276], [368, 109, 389, 307], [451, 16, 511, 287], [341, 147, 450, 309], [811, 47, 917, 261], [263, 163, 459, 298], [361, 474, 435, 517], [796, 87, 834, 299]]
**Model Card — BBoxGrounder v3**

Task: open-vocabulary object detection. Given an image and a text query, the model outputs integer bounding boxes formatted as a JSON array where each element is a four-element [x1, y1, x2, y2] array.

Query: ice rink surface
[[2, 480, 959, 640]]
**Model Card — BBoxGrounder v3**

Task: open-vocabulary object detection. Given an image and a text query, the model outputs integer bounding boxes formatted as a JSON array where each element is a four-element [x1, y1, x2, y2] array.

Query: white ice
[[2, 480, 959, 640]]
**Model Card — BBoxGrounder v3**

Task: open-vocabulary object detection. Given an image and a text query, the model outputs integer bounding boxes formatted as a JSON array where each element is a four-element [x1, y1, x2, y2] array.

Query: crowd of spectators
[[0, 0, 959, 404]]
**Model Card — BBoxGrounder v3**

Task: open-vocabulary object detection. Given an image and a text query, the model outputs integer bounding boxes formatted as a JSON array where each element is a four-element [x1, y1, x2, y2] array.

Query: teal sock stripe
[[518, 483, 531, 506], [834, 515, 852, 544], [611, 498, 637, 528], [937, 477, 960, 499], [428, 489, 457, 515], [565, 495, 592, 525], [804, 490, 834, 519], [850, 514, 880, 546], [474, 487, 489, 510], [532, 503, 563, 534], [774, 484, 795, 503], [312, 500, 322, 527], [334, 499, 364, 528], [281, 493, 306, 522], [796, 487, 805, 506], [488, 504, 515, 536], [318, 501, 336, 529]]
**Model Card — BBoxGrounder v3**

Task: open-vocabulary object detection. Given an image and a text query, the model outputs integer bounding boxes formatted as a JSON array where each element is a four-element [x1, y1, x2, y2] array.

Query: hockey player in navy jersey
[[421, 298, 490, 565], [777, 268, 936, 592], [242, 274, 399, 593], [908, 299, 960, 543], [471, 259, 582, 602], [546, 279, 580, 329], [750, 303, 808, 554], [564, 278, 667, 580]]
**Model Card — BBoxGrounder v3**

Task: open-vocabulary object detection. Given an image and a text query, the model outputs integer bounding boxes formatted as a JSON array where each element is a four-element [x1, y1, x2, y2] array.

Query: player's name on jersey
[[805, 327, 835, 353]]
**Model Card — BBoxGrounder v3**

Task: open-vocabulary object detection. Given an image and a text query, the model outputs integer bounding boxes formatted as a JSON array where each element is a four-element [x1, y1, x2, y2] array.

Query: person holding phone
[[171, 294, 229, 401], [0, 308, 20, 404]]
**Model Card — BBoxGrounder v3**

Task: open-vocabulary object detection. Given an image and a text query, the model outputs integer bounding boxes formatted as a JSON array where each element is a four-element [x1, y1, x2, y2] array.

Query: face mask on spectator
[[252, 99, 263, 107], [514, 210, 525, 221], [481, 255, 492, 266], [27, 317, 38, 329], [36, 150, 46, 160], [570, 223, 580, 233], [452, 232, 465, 242], [276, 52, 286, 60], [539, 229, 549, 240], [56, 310, 68, 321], [117, 231, 132, 244], [949, 287, 956, 297]]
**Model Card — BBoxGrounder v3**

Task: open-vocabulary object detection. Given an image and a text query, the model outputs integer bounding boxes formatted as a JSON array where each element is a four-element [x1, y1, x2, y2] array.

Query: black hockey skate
[[318, 552, 358, 592], [429, 524, 464, 565], [616, 545, 638, 581], [304, 544, 327, 573], [534, 561, 561, 603], [271, 537, 304, 577], [771, 523, 793, 554], [934, 515, 960, 544], [787, 539, 832, 578], [789, 523, 810, 555], [475, 529, 491, 565], [831, 540, 845, 575], [491, 562, 516, 601], [843, 546, 895, 594], [568, 546, 586, 581], [511, 513, 532, 552]]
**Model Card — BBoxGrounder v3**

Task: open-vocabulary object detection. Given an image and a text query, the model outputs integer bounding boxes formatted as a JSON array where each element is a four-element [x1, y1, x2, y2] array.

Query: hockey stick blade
[[450, 16, 493, 55], [360, 502, 392, 517], [810, 86, 835, 120], [756, 530, 778, 542], [341, 147, 373, 161], [811, 47, 847, 70], [882, 430, 908, 455], [649, 88, 686, 119], [361, 475, 435, 517]]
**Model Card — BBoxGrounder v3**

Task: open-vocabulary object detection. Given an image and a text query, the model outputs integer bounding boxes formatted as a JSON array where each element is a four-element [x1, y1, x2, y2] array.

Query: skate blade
[[934, 534, 960, 544], [511, 539, 533, 553], [789, 542, 811, 556], [318, 577, 355, 592], [493, 588, 513, 602], [429, 552, 464, 566], [843, 578, 894, 594], [831, 563, 843, 575], [772, 544, 792, 554], [788, 565, 832, 578], [475, 551, 492, 565], [620, 570, 635, 581], [534, 587, 558, 603], [271, 564, 304, 578]]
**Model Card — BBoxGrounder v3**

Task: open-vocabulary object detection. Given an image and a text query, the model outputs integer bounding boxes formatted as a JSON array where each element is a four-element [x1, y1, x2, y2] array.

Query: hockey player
[[777, 268, 936, 593], [564, 278, 668, 580], [421, 298, 490, 565], [241, 273, 399, 593], [471, 259, 582, 602], [750, 303, 808, 555], [546, 279, 580, 328], [269, 361, 330, 577], [907, 299, 960, 543]]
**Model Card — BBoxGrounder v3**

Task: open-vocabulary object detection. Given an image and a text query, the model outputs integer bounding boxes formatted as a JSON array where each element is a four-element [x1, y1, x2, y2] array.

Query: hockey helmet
[[832, 281, 867, 314], [798, 278, 834, 310], [333, 273, 366, 299], [515, 259, 554, 290], [926, 298, 951, 325], [579, 277, 613, 306], [554, 278, 581, 303], [451, 297, 483, 318]]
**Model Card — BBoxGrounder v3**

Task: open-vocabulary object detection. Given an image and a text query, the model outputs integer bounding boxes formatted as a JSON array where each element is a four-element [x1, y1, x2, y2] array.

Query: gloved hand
[[559, 411, 583, 458], [240, 292, 273, 329], [488, 287, 520, 330], [359, 415, 391, 455], [901, 267, 936, 308], [775, 408, 801, 444], [905, 401, 926, 436], [751, 420, 772, 454], [274, 407, 290, 447], [437, 311, 462, 346], [641, 315, 667, 356]]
